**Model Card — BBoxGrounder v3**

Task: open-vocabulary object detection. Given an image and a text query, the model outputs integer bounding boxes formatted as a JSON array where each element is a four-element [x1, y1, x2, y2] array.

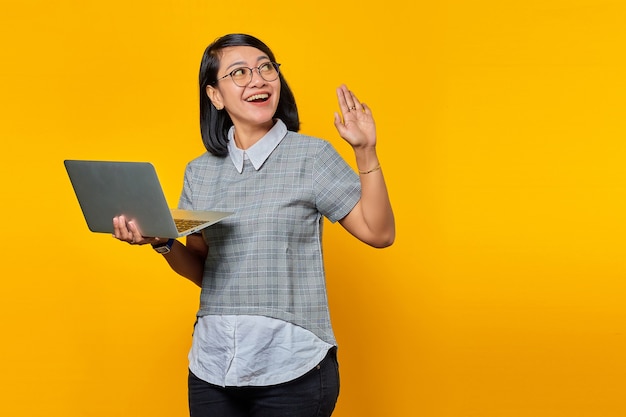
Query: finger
[[336, 86, 351, 115], [334, 112, 347, 134], [127, 220, 137, 243], [114, 215, 129, 239], [349, 89, 362, 110], [128, 221, 146, 244], [118, 215, 137, 243], [339, 84, 361, 115], [342, 85, 362, 112], [112, 216, 121, 239]]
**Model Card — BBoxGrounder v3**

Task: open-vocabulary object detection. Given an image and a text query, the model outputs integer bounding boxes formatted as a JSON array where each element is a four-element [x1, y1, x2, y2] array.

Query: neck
[[232, 120, 274, 150]]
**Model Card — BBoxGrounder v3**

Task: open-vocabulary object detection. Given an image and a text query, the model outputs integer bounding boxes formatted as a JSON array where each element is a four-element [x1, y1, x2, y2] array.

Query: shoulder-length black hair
[[199, 33, 300, 157]]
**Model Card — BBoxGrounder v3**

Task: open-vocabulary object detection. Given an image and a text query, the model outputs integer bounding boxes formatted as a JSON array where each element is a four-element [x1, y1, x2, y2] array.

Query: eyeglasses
[[215, 62, 281, 87]]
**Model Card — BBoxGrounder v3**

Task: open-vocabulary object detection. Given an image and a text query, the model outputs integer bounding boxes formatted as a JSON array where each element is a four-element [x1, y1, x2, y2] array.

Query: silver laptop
[[64, 160, 232, 238]]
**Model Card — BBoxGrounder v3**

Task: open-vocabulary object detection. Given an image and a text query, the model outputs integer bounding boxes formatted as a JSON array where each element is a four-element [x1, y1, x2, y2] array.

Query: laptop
[[64, 160, 232, 238]]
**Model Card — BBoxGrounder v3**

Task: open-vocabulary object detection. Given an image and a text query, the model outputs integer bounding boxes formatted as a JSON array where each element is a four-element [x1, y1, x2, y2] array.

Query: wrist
[[354, 147, 379, 173], [358, 164, 382, 175], [151, 238, 175, 254]]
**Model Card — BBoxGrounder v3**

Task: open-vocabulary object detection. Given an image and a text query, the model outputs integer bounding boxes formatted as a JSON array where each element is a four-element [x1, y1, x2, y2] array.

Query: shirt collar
[[227, 119, 288, 173]]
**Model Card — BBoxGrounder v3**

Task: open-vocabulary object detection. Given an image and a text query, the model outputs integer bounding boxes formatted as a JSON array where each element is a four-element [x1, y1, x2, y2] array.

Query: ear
[[206, 85, 224, 110]]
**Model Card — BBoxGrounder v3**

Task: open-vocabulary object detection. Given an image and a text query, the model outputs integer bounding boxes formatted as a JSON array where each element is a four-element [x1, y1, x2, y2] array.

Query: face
[[206, 46, 281, 132]]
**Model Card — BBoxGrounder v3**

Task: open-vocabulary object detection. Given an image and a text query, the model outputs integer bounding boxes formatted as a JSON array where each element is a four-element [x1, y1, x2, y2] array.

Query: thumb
[[333, 112, 346, 134]]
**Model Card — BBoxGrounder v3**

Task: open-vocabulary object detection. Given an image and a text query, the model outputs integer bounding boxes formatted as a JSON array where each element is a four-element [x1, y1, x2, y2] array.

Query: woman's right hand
[[112, 215, 162, 246], [112, 215, 206, 286]]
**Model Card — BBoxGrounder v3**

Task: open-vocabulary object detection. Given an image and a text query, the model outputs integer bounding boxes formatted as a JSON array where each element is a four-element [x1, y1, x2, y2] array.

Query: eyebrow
[[225, 55, 270, 71]]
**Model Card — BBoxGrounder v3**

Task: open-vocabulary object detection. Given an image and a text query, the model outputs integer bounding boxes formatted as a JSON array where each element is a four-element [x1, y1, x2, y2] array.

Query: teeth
[[246, 93, 269, 102]]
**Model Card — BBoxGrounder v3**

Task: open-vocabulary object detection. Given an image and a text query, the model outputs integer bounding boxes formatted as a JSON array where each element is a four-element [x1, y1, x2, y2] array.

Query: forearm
[[160, 240, 205, 287], [352, 146, 395, 247]]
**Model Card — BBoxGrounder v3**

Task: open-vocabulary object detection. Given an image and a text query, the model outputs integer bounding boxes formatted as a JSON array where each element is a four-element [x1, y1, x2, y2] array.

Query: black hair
[[199, 33, 300, 156]]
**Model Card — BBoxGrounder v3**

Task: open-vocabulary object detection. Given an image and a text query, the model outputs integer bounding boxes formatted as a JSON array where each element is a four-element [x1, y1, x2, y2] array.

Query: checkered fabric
[[178, 131, 361, 344]]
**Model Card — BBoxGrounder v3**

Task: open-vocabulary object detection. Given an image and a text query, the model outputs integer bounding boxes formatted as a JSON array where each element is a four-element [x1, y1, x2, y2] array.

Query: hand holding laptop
[[112, 214, 162, 246], [64, 160, 232, 240]]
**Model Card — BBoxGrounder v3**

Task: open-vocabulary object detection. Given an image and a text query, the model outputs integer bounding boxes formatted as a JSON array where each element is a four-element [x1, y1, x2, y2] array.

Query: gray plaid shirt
[[179, 120, 360, 345]]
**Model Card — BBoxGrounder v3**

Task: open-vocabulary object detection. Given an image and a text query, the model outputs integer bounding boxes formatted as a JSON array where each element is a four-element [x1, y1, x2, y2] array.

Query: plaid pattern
[[179, 132, 360, 345]]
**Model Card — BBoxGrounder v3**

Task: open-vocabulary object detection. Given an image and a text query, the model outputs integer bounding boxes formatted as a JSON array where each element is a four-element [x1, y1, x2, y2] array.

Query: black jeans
[[188, 347, 340, 417]]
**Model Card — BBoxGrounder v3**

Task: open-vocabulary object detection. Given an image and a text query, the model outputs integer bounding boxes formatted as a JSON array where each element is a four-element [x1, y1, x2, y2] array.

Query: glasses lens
[[227, 63, 280, 86], [259, 62, 279, 82], [230, 67, 252, 87]]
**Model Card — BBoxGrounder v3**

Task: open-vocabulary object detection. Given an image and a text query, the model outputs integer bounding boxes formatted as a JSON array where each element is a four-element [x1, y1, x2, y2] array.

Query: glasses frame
[[215, 62, 281, 87]]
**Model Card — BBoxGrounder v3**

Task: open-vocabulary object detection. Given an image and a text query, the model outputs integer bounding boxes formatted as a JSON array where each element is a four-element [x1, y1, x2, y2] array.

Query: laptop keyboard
[[174, 218, 207, 233]]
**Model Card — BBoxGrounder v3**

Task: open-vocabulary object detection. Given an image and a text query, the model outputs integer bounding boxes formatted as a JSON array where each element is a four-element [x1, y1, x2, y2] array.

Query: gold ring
[[350, 106, 356, 111]]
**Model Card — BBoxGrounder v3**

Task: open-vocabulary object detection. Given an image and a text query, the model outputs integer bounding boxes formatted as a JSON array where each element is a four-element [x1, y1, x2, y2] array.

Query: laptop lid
[[64, 160, 232, 238]]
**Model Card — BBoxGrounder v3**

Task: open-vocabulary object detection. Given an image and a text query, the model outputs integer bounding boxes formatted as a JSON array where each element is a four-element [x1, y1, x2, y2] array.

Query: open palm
[[334, 84, 377, 149]]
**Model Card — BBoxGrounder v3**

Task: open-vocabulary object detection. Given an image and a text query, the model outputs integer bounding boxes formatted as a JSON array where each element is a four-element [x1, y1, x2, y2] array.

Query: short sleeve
[[177, 163, 194, 210], [313, 141, 361, 223]]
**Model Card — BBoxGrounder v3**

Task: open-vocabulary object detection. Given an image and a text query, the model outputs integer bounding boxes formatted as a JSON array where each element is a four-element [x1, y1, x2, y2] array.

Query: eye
[[230, 67, 249, 79], [259, 62, 275, 74]]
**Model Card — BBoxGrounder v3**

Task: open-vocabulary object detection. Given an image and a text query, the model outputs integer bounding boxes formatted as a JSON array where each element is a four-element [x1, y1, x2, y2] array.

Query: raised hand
[[333, 84, 377, 149]]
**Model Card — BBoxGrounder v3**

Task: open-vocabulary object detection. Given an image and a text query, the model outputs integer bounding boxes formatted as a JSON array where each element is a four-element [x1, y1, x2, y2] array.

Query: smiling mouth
[[245, 93, 270, 103]]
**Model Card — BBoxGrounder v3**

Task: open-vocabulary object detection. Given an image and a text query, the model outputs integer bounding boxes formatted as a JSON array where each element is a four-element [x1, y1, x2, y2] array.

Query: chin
[[251, 109, 277, 124]]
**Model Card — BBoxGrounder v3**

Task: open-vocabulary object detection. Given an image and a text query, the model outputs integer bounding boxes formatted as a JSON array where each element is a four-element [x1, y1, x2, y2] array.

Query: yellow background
[[1, 0, 625, 415]]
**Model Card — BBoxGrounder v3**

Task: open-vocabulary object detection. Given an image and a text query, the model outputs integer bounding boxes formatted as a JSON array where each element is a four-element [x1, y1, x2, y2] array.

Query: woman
[[113, 33, 394, 417]]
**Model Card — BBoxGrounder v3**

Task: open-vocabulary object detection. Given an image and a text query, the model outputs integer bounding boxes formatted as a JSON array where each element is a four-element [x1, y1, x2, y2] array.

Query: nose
[[247, 67, 266, 87]]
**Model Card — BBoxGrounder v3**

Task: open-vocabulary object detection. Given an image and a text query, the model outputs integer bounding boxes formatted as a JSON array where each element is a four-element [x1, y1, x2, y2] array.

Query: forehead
[[218, 46, 269, 68]]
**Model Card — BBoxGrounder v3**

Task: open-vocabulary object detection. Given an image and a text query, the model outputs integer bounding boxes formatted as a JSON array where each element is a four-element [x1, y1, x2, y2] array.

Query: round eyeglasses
[[215, 62, 281, 87]]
